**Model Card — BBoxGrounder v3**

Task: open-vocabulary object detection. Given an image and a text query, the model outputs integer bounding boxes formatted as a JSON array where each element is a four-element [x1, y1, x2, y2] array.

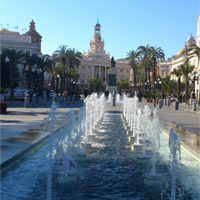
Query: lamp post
[[32, 64, 37, 94], [191, 71, 199, 99], [57, 74, 60, 95], [0, 49, 2, 55]]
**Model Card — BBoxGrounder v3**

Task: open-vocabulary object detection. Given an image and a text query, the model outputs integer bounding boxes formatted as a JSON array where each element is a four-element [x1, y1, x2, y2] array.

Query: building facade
[[77, 21, 130, 91], [0, 20, 42, 89]]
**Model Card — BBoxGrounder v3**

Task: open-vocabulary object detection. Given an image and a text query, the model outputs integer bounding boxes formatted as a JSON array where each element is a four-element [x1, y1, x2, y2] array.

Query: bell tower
[[90, 20, 105, 54], [24, 20, 42, 53]]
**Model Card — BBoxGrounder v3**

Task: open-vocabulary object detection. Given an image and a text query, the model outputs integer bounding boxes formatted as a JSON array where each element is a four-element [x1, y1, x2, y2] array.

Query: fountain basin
[[126, 130, 133, 137], [131, 144, 143, 151], [73, 152, 86, 161], [129, 136, 136, 143], [81, 142, 93, 150], [143, 174, 163, 186], [125, 126, 131, 130], [87, 134, 96, 141], [137, 155, 151, 164], [58, 172, 78, 183]]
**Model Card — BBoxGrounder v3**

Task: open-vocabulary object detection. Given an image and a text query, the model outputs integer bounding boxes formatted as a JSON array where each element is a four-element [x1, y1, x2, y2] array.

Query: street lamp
[[0, 49, 2, 55], [57, 74, 60, 95], [32, 64, 37, 93], [190, 70, 199, 99], [5, 56, 9, 63]]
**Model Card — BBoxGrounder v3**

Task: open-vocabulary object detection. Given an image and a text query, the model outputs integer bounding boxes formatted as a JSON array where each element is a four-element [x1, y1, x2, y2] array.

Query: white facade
[[77, 22, 130, 91]]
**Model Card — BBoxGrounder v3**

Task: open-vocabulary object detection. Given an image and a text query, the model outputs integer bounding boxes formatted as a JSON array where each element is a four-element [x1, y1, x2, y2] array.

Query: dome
[[177, 49, 184, 55], [185, 35, 196, 48], [94, 23, 101, 28]]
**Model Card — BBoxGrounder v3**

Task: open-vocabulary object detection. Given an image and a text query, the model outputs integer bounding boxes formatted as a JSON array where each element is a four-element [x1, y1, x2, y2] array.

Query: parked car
[[4, 89, 17, 100], [14, 90, 29, 100], [44, 90, 56, 98]]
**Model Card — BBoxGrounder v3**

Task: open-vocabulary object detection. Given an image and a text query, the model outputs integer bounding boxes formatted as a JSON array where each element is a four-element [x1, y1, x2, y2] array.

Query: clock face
[[98, 37, 101, 40]]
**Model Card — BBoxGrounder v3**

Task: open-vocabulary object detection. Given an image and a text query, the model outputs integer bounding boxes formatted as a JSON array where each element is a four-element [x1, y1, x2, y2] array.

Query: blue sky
[[1, 0, 199, 60]]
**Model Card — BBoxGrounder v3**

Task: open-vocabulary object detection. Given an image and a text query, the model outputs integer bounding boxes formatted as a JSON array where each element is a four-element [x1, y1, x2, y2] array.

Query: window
[[82, 66, 84, 68], [162, 73, 164, 77], [120, 69, 123, 72], [25, 50, 31, 55], [88, 66, 91, 68], [95, 29, 100, 34], [98, 48, 100, 52]]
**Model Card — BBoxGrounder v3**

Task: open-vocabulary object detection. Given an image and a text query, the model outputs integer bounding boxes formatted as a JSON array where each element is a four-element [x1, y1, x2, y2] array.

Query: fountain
[[131, 109, 143, 151], [128, 94, 138, 142], [46, 100, 58, 200], [1, 94, 199, 199], [167, 128, 181, 200], [116, 93, 120, 103], [143, 108, 163, 186], [137, 105, 152, 163]]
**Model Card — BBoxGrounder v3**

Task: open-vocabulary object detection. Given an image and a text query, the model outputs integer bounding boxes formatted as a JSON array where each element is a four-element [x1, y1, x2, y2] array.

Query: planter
[[0, 101, 8, 113]]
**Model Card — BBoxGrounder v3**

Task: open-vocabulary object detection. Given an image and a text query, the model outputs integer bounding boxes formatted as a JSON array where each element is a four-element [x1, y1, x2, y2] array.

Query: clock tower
[[90, 20, 105, 54]]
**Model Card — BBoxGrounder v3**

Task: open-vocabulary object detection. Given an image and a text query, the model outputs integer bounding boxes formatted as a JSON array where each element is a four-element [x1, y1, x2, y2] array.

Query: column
[[99, 66, 101, 80], [123, 68, 125, 79], [85, 65, 87, 83], [105, 66, 107, 83], [92, 66, 94, 78]]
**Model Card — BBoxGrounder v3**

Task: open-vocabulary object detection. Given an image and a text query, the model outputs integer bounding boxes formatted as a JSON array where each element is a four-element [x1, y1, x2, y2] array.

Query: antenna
[[7, 23, 9, 30], [16, 26, 18, 32], [22, 28, 24, 34], [1, 24, 3, 29]]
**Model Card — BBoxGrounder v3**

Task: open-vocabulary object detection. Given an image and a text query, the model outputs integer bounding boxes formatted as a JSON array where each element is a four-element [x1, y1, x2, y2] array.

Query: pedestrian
[[83, 88, 88, 98], [47, 89, 50, 99]]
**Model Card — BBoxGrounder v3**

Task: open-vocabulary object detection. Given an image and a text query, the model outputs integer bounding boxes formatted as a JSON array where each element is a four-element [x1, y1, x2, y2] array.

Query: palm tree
[[170, 67, 183, 101], [46, 61, 60, 92], [35, 54, 53, 96], [54, 44, 69, 91], [88, 78, 102, 92], [22, 53, 38, 90], [2, 48, 24, 99], [125, 50, 140, 90], [66, 48, 83, 69], [149, 46, 165, 92], [179, 59, 195, 103]]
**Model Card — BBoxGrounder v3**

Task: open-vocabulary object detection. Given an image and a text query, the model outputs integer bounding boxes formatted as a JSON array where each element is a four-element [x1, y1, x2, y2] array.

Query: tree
[[35, 54, 53, 96], [149, 46, 165, 92], [1, 48, 24, 99], [22, 53, 38, 90], [161, 75, 173, 95], [170, 67, 183, 101], [125, 50, 140, 87], [179, 59, 195, 103], [88, 78, 102, 92], [117, 79, 129, 91], [54, 44, 69, 91], [137, 44, 150, 83], [46, 61, 60, 92], [67, 48, 83, 69]]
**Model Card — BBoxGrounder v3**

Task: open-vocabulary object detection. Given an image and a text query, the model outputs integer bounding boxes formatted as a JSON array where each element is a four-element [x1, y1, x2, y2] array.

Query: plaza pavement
[[0, 98, 84, 169], [0, 97, 200, 171]]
